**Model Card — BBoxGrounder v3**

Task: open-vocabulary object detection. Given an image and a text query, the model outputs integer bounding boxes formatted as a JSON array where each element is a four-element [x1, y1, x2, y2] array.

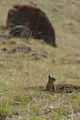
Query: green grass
[[0, 0, 80, 119]]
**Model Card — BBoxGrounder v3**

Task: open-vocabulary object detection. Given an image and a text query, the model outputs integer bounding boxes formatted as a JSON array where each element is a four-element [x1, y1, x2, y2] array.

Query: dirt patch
[[24, 84, 80, 94], [55, 84, 80, 93]]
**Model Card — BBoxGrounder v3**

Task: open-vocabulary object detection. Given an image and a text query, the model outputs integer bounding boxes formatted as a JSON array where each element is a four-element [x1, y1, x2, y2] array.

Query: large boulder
[[8, 25, 30, 39], [6, 4, 57, 47]]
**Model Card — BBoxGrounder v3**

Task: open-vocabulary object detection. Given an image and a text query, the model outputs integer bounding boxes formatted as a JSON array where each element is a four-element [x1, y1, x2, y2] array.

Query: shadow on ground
[[25, 84, 80, 94]]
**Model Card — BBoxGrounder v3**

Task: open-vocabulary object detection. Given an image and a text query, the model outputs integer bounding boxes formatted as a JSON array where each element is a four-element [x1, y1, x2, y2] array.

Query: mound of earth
[[55, 84, 80, 93]]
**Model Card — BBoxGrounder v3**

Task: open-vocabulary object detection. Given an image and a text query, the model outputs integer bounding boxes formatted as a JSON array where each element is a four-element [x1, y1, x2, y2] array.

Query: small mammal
[[46, 75, 56, 92]]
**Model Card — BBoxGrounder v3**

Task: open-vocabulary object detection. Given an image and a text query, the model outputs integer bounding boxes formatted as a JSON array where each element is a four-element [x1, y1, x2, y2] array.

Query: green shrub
[[0, 107, 9, 119]]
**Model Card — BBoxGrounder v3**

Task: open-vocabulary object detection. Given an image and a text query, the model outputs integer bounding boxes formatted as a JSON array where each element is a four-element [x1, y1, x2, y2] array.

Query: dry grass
[[0, 0, 80, 120]]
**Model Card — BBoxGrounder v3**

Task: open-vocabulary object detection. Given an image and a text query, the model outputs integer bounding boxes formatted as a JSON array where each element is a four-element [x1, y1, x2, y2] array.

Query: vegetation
[[0, 0, 80, 119]]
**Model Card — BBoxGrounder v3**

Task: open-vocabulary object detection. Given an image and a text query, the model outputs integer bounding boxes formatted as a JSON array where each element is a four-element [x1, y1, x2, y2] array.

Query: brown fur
[[6, 4, 57, 47], [46, 75, 56, 92]]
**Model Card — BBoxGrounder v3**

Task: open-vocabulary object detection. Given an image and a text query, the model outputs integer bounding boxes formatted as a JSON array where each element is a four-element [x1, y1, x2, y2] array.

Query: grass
[[0, 0, 80, 120]]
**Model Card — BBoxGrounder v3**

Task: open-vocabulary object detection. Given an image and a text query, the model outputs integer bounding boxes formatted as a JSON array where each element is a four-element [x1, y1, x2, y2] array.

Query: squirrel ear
[[48, 75, 50, 79]]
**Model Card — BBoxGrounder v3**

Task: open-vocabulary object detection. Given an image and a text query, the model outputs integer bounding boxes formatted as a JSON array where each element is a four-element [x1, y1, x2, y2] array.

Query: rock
[[32, 53, 47, 60], [17, 44, 31, 53], [9, 48, 17, 54], [1, 48, 7, 52], [8, 25, 30, 39]]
